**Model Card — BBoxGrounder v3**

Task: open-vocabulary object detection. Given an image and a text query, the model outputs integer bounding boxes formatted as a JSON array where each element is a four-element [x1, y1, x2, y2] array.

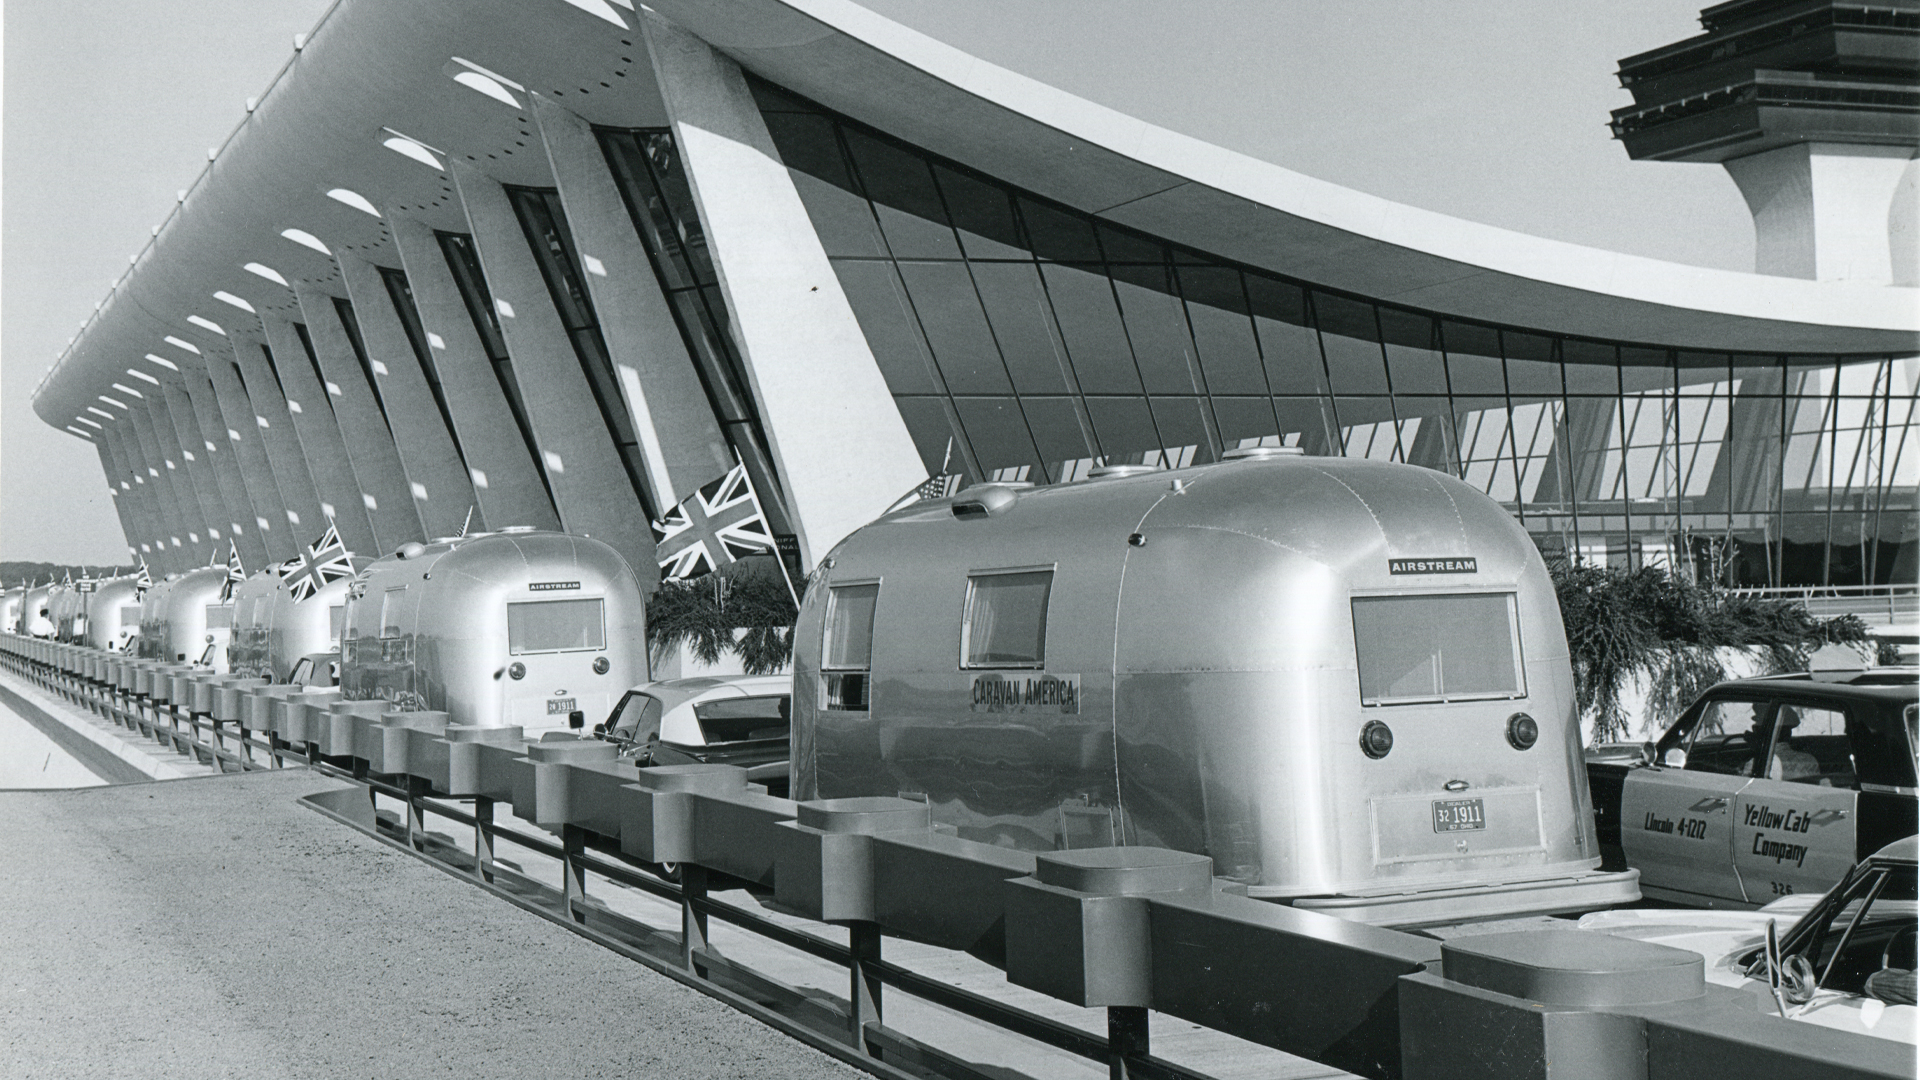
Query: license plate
[[1432, 797, 1486, 833], [546, 697, 577, 716]]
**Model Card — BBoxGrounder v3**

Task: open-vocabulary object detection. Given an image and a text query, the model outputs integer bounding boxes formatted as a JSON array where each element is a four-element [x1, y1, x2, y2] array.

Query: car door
[[1621, 694, 1768, 906], [1731, 699, 1860, 903]]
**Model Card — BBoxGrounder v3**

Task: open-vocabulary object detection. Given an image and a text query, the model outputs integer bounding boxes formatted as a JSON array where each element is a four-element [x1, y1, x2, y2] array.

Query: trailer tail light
[[1507, 712, 1538, 750], [1360, 720, 1394, 759], [508, 662, 525, 680]]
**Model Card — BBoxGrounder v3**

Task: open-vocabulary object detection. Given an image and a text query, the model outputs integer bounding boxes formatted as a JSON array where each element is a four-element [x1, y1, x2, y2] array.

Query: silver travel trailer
[[337, 529, 645, 733], [0, 588, 21, 635], [46, 584, 83, 642], [83, 577, 143, 652], [22, 585, 53, 638], [792, 450, 1639, 925], [228, 570, 348, 683], [138, 567, 232, 668]]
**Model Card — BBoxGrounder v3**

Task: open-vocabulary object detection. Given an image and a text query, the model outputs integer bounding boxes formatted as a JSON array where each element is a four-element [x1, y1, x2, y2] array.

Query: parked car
[[1577, 837, 1917, 1045], [1588, 666, 1918, 908], [598, 675, 791, 796]]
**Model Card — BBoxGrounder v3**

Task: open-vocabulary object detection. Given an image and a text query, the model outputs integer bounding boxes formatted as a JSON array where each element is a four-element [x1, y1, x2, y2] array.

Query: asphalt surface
[[0, 769, 868, 1079]]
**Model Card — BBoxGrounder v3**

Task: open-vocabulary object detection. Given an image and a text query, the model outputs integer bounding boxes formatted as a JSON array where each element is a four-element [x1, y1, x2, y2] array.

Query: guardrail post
[[1107, 1005, 1150, 1080], [849, 920, 883, 1057], [562, 824, 588, 924], [404, 778, 426, 851], [473, 796, 495, 884], [681, 863, 710, 978]]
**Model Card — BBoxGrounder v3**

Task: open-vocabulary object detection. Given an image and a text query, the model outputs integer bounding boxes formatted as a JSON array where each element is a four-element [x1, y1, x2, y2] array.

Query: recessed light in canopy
[[127, 368, 161, 385], [214, 291, 256, 312], [244, 262, 290, 286], [445, 59, 525, 109], [380, 128, 444, 172], [281, 229, 332, 255], [187, 315, 226, 335], [164, 335, 201, 355], [326, 188, 382, 218], [111, 383, 145, 399], [143, 353, 179, 371]]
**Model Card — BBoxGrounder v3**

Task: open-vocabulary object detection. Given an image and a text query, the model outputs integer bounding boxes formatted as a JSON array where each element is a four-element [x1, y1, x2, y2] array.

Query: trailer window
[[1352, 593, 1523, 704], [380, 588, 407, 637], [823, 582, 879, 710], [963, 570, 1052, 669], [507, 598, 606, 654]]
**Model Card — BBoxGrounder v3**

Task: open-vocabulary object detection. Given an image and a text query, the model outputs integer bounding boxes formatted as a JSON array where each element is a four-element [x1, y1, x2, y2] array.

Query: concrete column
[[451, 159, 656, 579], [640, 13, 925, 566], [101, 421, 171, 570], [157, 382, 230, 565], [336, 254, 477, 538], [387, 215, 560, 533], [126, 398, 203, 567], [230, 329, 334, 548], [1725, 143, 1919, 284], [201, 340, 297, 563], [257, 315, 383, 556], [534, 96, 734, 507], [179, 360, 272, 572], [290, 286, 426, 553], [95, 427, 153, 563]]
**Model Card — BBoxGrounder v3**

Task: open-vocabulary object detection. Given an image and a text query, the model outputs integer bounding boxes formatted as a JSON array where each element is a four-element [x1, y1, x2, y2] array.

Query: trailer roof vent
[[497, 525, 539, 533], [952, 484, 1024, 519], [1222, 446, 1305, 461], [1087, 463, 1163, 480]]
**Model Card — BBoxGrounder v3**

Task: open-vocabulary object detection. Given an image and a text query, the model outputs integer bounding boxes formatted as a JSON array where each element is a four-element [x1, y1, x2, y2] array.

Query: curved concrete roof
[[35, 0, 1920, 433]]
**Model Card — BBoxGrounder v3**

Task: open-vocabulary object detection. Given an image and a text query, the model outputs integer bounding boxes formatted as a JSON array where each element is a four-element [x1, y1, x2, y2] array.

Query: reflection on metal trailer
[[793, 450, 1639, 925], [81, 577, 142, 652], [0, 589, 21, 635], [22, 586, 53, 638], [337, 529, 645, 733], [46, 585, 83, 642], [227, 570, 348, 683], [137, 567, 232, 668]]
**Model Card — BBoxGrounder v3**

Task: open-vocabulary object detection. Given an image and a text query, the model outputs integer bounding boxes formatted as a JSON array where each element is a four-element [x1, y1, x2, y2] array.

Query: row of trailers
[[1, 451, 1911, 1078]]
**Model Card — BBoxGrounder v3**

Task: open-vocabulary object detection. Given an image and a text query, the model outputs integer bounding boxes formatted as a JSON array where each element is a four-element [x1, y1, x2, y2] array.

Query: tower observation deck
[[1611, 0, 1920, 282]]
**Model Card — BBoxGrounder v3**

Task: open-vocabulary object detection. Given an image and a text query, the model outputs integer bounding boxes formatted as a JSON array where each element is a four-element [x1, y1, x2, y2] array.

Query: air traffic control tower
[[1611, 0, 1918, 284]]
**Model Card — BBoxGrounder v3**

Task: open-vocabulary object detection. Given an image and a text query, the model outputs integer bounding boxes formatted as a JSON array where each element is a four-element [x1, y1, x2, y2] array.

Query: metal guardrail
[[3, 634, 1914, 1080], [1724, 583, 1918, 627]]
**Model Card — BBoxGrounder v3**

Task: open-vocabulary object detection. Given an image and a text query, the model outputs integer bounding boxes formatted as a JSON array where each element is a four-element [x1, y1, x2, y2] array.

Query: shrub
[[645, 559, 797, 676]]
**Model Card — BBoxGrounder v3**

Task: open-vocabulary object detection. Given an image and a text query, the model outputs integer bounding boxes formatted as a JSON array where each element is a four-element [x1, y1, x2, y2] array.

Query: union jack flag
[[220, 539, 246, 602], [279, 523, 355, 603], [651, 464, 774, 580], [133, 559, 152, 595]]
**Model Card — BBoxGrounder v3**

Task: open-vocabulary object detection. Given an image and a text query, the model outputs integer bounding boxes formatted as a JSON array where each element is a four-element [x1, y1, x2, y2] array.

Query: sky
[[1, 0, 1755, 566]]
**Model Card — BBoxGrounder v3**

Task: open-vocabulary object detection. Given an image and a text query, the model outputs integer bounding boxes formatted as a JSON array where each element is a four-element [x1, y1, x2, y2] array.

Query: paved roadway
[[0, 769, 868, 1080]]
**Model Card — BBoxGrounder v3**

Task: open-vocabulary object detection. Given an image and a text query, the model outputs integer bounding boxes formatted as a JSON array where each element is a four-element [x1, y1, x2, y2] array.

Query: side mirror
[[592, 723, 608, 738], [1637, 741, 1657, 767], [1660, 746, 1688, 769], [568, 709, 585, 730]]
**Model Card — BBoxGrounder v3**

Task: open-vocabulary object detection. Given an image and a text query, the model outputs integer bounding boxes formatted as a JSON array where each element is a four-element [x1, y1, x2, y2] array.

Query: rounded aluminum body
[[46, 585, 84, 642], [793, 454, 1595, 900], [139, 567, 231, 667], [83, 577, 143, 652], [228, 570, 348, 681], [0, 589, 22, 635], [337, 530, 645, 732], [22, 585, 53, 638]]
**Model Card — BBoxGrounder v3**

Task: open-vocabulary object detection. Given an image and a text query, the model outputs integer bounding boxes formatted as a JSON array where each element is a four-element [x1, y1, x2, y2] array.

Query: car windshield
[[607, 692, 664, 745], [1775, 859, 1919, 997], [689, 695, 790, 745]]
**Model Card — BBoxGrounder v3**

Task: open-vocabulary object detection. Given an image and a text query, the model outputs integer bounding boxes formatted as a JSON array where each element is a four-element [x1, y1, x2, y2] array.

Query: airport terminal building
[[31, 0, 1920, 590]]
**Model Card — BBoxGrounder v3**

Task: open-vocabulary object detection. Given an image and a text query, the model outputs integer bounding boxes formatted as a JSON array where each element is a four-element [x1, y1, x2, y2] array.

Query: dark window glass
[[379, 266, 465, 467], [1083, 396, 1160, 460], [897, 261, 1012, 393], [824, 581, 879, 711], [1020, 197, 1102, 262], [1379, 308, 1446, 394], [893, 396, 974, 480], [256, 343, 289, 398], [1443, 321, 1506, 396], [1246, 277, 1329, 395], [290, 322, 331, 415], [1619, 348, 1673, 394], [1352, 593, 1523, 704], [1313, 294, 1388, 394], [761, 111, 886, 257], [952, 397, 1041, 478], [1041, 263, 1141, 394], [1110, 263, 1203, 395], [1212, 396, 1283, 448], [831, 260, 944, 395], [1562, 340, 1620, 395], [692, 696, 791, 743], [844, 129, 959, 259], [964, 570, 1052, 668], [1674, 351, 1732, 393], [436, 232, 545, 489], [1098, 223, 1165, 265], [1398, 399, 1460, 474], [1503, 332, 1562, 397], [332, 298, 392, 430], [1178, 266, 1264, 395], [970, 262, 1076, 395], [1273, 397, 1336, 455], [1149, 397, 1216, 466], [933, 165, 1026, 260], [1019, 396, 1098, 482]]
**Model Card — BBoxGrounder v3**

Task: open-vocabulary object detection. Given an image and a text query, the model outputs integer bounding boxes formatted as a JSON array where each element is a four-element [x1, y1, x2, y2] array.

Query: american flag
[[651, 464, 774, 580], [885, 472, 963, 513], [279, 523, 356, 603], [220, 539, 246, 602]]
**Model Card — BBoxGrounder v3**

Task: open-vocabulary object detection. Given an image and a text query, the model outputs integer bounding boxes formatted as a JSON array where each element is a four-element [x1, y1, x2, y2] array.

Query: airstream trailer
[[0, 588, 22, 635], [792, 451, 1639, 925], [46, 584, 83, 642], [227, 569, 348, 682], [137, 567, 232, 667], [337, 529, 645, 733], [22, 585, 53, 638], [83, 577, 143, 652]]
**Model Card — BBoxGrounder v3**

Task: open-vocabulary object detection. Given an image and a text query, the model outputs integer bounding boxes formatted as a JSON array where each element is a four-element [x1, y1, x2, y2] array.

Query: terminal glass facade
[[751, 78, 1917, 588]]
